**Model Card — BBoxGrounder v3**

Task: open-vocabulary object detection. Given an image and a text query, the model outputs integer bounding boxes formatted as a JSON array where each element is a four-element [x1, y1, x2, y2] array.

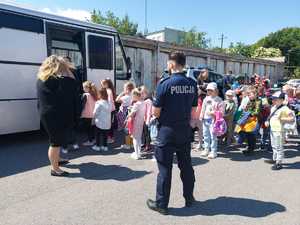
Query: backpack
[[213, 105, 227, 137]]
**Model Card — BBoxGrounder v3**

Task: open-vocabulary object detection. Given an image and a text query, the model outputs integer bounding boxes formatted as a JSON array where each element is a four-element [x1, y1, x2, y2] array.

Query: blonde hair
[[38, 55, 75, 81], [83, 81, 98, 100], [132, 87, 142, 97]]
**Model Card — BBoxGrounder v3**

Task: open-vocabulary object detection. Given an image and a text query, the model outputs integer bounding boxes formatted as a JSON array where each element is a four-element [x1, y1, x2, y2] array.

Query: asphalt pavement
[[0, 131, 299, 225]]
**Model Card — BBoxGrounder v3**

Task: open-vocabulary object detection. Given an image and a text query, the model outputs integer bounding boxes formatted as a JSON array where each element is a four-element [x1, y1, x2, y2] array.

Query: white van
[[0, 3, 131, 135]]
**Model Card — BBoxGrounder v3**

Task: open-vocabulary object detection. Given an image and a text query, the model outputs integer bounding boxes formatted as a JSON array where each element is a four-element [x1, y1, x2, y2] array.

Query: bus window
[[51, 40, 82, 67], [87, 35, 113, 70]]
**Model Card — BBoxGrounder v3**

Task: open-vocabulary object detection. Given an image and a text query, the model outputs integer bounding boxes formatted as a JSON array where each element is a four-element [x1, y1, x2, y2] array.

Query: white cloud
[[40, 8, 91, 21]]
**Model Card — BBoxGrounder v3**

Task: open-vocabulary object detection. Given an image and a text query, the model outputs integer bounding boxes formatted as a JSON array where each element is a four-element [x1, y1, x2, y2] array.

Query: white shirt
[[120, 94, 132, 107], [200, 95, 224, 120], [93, 100, 112, 130]]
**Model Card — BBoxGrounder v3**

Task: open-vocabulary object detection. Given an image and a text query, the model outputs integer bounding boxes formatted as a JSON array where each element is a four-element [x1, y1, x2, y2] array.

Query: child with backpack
[[265, 91, 295, 170], [116, 82, 135, 149], [199, 82, 224, 159]]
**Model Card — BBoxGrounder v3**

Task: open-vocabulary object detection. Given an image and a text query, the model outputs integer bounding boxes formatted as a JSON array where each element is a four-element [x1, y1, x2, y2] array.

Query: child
[[140, 86, 153, 153], [199, 82, 224, 159], [127, 88, 146, 160], [101, 78, 116, 144], [92, 88, 112, 151], [260, 96, 272, 152], [265, 91, 294, 170], [190, 87, 203, 151], [237, 86, 261, 155], [224, 90, 236, 146], [116, 82, 135, 149], [81, 81, 98, 146]]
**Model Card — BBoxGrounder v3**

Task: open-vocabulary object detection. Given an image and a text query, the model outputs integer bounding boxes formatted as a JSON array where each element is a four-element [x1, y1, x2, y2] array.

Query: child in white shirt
[[199, 82, 224, 159], [92, 88, 112, 152]]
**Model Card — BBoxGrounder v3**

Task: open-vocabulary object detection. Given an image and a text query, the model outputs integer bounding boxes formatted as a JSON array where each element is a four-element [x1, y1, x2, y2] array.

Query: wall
[[121, 35, 285, 93]]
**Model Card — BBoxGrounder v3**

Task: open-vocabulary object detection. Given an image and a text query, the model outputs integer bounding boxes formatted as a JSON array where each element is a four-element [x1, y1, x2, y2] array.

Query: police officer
[[146, 52, 198, 215]]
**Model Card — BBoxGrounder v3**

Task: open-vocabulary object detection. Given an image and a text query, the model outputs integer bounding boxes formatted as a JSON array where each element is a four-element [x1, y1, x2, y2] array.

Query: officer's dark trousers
[[155, 143, 195, 209]]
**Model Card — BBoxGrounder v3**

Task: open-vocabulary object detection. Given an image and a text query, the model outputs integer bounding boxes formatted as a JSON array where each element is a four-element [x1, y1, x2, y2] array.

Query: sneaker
[[121, 144, 131, 150], [130, 152, 140, 160], [91, 145, 101, 152], [102, 146, 109, 152], [200, 150, 209, 157], [61, 148, 68, 154], [271, 163, 283, 170], [82, 141, 94, 146], [73, 144, 80, 150], [208, 152, 217, 159]]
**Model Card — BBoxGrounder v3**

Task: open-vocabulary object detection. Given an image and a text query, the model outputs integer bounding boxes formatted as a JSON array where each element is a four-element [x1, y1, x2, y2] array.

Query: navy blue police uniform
[[153, 72, 198, 209]]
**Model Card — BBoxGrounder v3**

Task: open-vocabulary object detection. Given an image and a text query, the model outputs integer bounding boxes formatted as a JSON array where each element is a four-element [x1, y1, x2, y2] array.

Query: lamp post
[[144, 0, 148, 35]]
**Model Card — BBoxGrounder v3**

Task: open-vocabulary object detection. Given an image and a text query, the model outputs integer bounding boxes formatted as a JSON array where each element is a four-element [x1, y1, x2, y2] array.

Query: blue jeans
[[261, 127, 272, 151], [203, 118, 218, 154]]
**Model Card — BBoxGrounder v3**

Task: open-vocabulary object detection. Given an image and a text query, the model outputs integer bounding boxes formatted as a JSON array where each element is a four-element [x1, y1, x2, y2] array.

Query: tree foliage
[[180, 27, 211, 49], [254, 27, 300, 66], [252, 47, 282, 58], [225, 42, 254, 58], [90, 9, 138, 35]]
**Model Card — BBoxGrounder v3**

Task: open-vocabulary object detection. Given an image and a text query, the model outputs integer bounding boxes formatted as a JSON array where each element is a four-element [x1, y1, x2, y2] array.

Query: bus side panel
[[0, 64, 39, 99], [0, 28, 47, 62], [0, 100, 40, 135]]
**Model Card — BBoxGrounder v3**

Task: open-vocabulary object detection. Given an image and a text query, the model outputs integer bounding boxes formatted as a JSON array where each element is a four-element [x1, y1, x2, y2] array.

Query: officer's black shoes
[[264, 159, 276, 164], [146, 199, 168, 215], [271, 163, 283, 170], [185, 197, 196, 208]]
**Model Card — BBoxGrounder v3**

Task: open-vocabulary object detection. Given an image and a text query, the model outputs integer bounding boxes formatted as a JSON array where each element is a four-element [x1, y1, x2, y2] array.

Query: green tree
[[252, 47, 282, 58], [180, 27, 210, 49], [90, 10, 138, 35], [254, 27, 300, 66], [226, 42, 254, 57]]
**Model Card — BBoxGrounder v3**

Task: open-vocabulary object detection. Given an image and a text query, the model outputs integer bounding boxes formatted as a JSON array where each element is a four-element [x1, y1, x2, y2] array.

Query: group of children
[[192, 78, 297, 170], [78, 79, 153, 160], [65, 73, 298, 170]]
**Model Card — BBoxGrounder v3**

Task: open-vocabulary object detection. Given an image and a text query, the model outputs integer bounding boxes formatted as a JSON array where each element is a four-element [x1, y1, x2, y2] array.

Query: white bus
[[0, 3, 131, 135]]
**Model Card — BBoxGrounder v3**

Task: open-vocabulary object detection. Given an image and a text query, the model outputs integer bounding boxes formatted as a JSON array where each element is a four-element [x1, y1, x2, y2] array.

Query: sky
[[1, 0, 300, 47]]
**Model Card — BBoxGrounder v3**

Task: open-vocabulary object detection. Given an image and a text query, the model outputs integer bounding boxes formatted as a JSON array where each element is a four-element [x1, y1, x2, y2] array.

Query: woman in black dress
[[37, 55, 78, 177]]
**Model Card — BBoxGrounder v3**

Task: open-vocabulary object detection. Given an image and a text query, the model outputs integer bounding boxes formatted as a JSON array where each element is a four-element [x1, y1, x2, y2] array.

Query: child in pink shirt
[[81, 81, 98, 146], [141, 86, 153, 152], [127, 88, 146, 160]]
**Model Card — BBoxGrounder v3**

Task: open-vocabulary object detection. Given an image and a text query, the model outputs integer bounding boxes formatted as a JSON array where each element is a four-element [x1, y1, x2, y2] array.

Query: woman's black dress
[[37, 76, 78, 147]]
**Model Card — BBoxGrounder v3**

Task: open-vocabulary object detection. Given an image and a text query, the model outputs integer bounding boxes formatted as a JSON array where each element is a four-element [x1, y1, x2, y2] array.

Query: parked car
[[286, 79, 300, 87]]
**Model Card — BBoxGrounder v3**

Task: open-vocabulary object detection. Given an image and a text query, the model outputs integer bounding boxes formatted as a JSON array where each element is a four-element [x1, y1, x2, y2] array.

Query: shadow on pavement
[[64, 162, 152, 181], [218, 149, 270, 162], [0, 131, 132, 178], [169, 196, 286, 218]]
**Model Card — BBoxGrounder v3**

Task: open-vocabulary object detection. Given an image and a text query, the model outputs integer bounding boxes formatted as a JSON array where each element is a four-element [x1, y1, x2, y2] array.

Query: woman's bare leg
[[48, 146, 61, 172]]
